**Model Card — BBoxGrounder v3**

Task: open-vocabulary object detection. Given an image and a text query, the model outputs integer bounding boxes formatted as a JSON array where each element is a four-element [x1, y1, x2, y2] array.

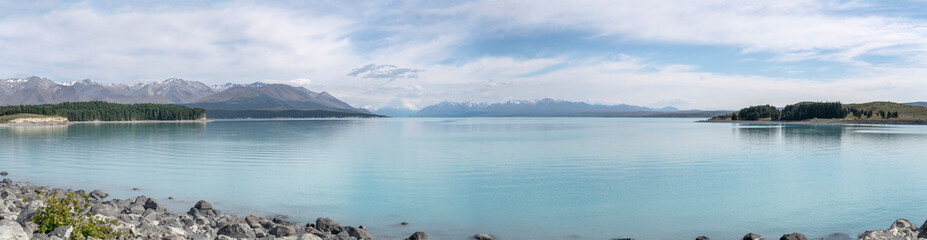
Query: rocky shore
[[0, 176, 475, 240], [2, 175, 925, 240]]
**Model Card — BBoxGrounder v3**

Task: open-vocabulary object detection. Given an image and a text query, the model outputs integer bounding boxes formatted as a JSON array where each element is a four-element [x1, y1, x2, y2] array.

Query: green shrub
[[31, 190, 128, 240]]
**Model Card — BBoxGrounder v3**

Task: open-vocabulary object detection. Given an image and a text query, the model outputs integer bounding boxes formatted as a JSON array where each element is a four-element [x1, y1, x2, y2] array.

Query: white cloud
[[4, 1, 927, 110], [462, 0, 927, 63], [0, 3, 358, 84]]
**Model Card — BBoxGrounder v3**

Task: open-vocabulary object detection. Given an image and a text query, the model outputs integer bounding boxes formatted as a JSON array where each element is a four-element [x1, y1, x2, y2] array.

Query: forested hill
[[0, 101, 205, 121], [709, 101, 927, 123]]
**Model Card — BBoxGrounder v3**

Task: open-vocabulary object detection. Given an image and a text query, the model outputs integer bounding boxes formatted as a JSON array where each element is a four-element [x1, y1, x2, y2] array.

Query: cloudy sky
[[3, 0, 927, 110]]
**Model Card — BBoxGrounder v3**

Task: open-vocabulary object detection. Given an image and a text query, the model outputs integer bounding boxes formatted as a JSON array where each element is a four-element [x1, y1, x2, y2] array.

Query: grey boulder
[[860, 218, 918, 240], [780, 232, 807, 240], [88, 190, 108, 200], [0, 219, 28, 240], [344, 226, 373, 240], [217, 223, 255, 239], [474, 233, 494, 240], [144, 198, 166, 211], [316, 217, 342, 233], [743, 233, 762, 240], [406, 231, 429, 240]]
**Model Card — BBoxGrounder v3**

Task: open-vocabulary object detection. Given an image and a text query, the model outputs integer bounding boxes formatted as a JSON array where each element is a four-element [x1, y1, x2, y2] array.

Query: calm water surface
[[3, 118, 927, 239]]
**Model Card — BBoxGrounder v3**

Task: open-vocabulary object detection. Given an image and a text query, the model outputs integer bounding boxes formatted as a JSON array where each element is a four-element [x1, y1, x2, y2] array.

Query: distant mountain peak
[[413, 98, 678, 117]]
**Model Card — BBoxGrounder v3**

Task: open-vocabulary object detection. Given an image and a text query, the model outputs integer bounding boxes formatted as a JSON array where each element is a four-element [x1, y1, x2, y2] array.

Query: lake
[[2, 118, 927, 239]]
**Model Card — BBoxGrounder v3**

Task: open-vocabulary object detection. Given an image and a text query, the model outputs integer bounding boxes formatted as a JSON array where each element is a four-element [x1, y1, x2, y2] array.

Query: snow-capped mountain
[[374, 99, 420, 117], [411, 101, 490, 117], [412, 98, 680, 117], [0, 77, 367, 114], [0, 76, 216, 105]]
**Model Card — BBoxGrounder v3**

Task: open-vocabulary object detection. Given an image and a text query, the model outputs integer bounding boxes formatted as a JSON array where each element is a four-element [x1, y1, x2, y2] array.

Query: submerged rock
[[474, 233, 495, 240], [779, 232, 806, 240], [696, 236, 710, 240], [822, 233, 853, 240], [860, 218, 918, 240]]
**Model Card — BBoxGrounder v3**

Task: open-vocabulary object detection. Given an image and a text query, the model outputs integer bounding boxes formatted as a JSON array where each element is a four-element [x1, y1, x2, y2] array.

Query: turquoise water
[[3, 118, 927, 239]]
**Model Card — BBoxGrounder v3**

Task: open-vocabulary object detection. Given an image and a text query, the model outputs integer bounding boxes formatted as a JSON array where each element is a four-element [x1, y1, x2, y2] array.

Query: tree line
[[731, 102, 849, 121], [847, 107, 898, 119], [0, 101, 206, 121]]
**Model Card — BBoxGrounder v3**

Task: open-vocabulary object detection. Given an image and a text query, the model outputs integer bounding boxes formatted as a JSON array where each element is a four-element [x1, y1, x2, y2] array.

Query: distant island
[[706, 101, 927, 124], [0, 101, 205, 123]]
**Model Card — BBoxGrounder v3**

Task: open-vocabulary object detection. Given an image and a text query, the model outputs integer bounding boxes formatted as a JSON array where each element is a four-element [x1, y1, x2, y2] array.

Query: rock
[[0, 189, 16, 200], [49, 225, 73, 239], [779, 232, 806, 240], [217, 223, 255, 239], [860, 218, 918, 240], [31, 233, 49, 240], [272, 216, 291, 225], [194, 200, 213, 210], [0, 171, 7, 176], [253, 227, 267, 238], [271, 225, 297, 237], [344, 226, 373, 240], [245, 215, 262, 228], [126, 204, 145, 214], [822, 233, 853, 240], [134, 195, 148, 205], [132, 188, 139, 191], [696, 236, 710, 240], [315, 217, 342, 233], [406, 231, 429, 240], [144, 197, 166, 211], [401, 221, 409, 226], [1, 178, 10, 185], [140, 209, 160, 223], [0, 219, 28, 240], [298, 233, 325, 240], [333, 234, 356, 240], [90, 204, 119, 217], [474, 233, 494, 240], [215, 235, 235, 240], [16, 201, 44, 225], [743, 233, 762, 240], [22, 221, 38, 237], [89, 190, 108, 200]]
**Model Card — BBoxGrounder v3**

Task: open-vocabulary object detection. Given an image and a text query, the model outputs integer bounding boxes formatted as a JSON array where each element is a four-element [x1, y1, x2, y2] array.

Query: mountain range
[[3, 76, 726, 119], [0, 76, 373, 117], [377, 98, 726, 118]]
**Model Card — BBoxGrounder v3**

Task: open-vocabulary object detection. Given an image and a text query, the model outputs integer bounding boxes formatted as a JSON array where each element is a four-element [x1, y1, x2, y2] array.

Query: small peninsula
[[705, 101, 927, 124], [0, 101, 206, 123]]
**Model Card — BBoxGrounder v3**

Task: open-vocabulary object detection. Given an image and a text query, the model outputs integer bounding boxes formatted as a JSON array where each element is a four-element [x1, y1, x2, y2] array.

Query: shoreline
[[0, 176, 484, 240], [0, 176, 922, 240], [0, 119, 210, 128], [698, 119, 927, 126]]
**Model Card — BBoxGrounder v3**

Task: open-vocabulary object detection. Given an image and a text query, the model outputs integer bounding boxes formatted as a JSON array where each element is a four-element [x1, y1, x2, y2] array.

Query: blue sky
[[3, 0, 927, 110]]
